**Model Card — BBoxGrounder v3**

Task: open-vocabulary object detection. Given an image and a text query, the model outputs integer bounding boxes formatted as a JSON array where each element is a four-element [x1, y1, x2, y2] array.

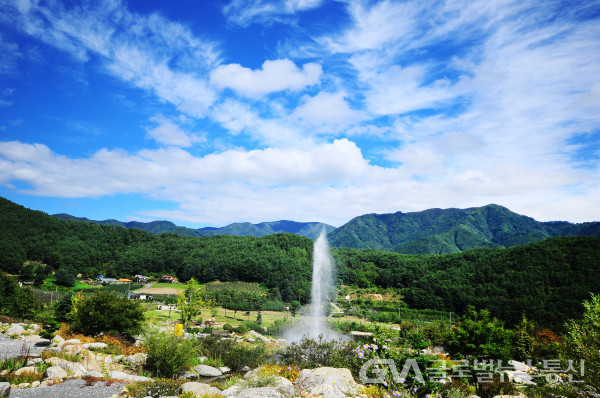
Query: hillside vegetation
[[2, 197, 600, 330], [53, 213, 334, 239], [328, 204, 600, 254]]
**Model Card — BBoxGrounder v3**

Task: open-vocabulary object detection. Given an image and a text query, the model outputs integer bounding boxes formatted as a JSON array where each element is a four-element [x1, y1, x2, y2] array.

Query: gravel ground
[[0, 334, 47, 360], [7, 379, 125, 398]]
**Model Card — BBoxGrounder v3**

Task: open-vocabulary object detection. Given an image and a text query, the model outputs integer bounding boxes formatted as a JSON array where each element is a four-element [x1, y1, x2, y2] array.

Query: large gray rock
[[14, 366, 36, 376], [237, 387, 283, 398], [194, 364, 222, 377], [296, 367, 361, 398], [125, 353, 147, 365], [272, 376, 294, 397], [6, 324, 25, 335], [108, 370, 153, 382], [180, 382, 222, 396], [0, 382, 10, 397], [45, 357, 87, 377], [83, 342, 108, 349], [45, 365, 68, 379], [221, 385, 243, 397]]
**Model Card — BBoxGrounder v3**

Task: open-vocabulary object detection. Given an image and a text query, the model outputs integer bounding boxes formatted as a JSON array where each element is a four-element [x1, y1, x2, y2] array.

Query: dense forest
[[53, 213, 335, 239], [2, 197, 599, 330], [328, 203, 600, 254]]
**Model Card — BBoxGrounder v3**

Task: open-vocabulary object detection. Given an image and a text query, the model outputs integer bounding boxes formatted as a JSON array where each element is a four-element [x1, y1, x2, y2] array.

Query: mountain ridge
[[328, 204, 600, 254], [52, 213, 335, 240]]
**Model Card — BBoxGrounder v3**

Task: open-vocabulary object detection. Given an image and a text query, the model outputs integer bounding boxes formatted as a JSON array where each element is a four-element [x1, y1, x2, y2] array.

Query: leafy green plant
[[5, 369, 44, 384], [0, 357, 28, 373], [563, 293, 600, 388], [143, 330, 199, 377], [68, 290, 145, 340]]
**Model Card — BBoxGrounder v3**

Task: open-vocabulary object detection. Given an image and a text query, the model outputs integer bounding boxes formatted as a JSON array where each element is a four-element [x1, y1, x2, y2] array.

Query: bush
[[477, 377, 518, 398], [564, 293, 600, 388], [143, 330, 199, 377], [68, 291, 145, 340], [127, 378, 183, 398], [195, 335, 266, 372], [282, 335, 358, 371]]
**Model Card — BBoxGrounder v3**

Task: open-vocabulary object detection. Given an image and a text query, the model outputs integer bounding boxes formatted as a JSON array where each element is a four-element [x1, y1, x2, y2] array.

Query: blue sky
[[0, 0, 599, 228]]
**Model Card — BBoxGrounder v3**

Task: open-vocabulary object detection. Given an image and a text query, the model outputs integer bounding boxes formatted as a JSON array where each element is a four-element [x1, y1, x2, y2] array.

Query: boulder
[[83, 342, 108, 349], [180, 382, 222, 396], [125, 353, 148, 365], [296, 367, 361, 398], [0, 382, 10, 397], [108, 371, 153, 382], [237, 387, 283, 398], [31, 381, 40, 388], [45, 366, 68, 379], [14, 366, 37, 376], [194, 364, 222, 377], [6, 324, 25, 335], [52, 335, 65, 345], [59, 339, 81, 348], [45, 357, 87, 377], [272, 376, 294, 397], [219, 366, 231, 374], [221, 385, 243, 397], [24, 334, 43, 343]]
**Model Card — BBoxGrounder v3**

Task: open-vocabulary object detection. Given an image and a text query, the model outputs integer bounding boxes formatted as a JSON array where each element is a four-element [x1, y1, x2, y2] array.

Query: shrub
[[127, 378, 183, 398], [143, 330, 199, 377], [220, 342, 266, 372], [223, 323, 233, 331], [68, 291, 145, 340], [476, 377, 518, 398], [563, 293, 600, 388], [282, 335, 358, 371], [5, 369, 44, 384]]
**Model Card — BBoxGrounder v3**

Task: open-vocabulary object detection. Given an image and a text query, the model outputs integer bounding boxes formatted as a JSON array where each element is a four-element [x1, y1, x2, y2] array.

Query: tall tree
[[177, 278, 211, 328]]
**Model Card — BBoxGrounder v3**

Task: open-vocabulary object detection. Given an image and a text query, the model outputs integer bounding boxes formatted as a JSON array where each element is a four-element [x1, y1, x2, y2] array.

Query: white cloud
[[1, 138, 598, 226], [210, 59, 322, 98], [145, 117, 204, 147], [291, 91, 364, 129], [223, 0, 323, 26], [4, 0, 220, 116], [212, 99, 309, 146]]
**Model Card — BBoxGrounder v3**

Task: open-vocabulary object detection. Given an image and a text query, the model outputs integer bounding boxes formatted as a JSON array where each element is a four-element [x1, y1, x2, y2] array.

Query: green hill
[[328, 204, 600, 254], [53, 213, 333, 239]]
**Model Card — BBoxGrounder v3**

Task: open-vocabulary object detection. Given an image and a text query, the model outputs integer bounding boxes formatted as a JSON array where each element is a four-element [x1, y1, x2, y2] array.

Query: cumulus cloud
[[145, 117, 204, 147], [210, 59, 322, 98], [291, 92, 364, 129]]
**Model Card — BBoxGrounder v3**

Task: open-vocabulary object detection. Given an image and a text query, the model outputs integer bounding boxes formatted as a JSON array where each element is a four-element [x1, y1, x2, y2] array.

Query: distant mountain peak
[[328, 204, 600, 254]]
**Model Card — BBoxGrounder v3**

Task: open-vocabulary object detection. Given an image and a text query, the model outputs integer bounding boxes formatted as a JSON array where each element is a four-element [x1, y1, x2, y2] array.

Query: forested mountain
[[53, 213, 333, 239], [328, 204, 600, 254], [195, 220, 335, 239], [3, 196, 600, 330]]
